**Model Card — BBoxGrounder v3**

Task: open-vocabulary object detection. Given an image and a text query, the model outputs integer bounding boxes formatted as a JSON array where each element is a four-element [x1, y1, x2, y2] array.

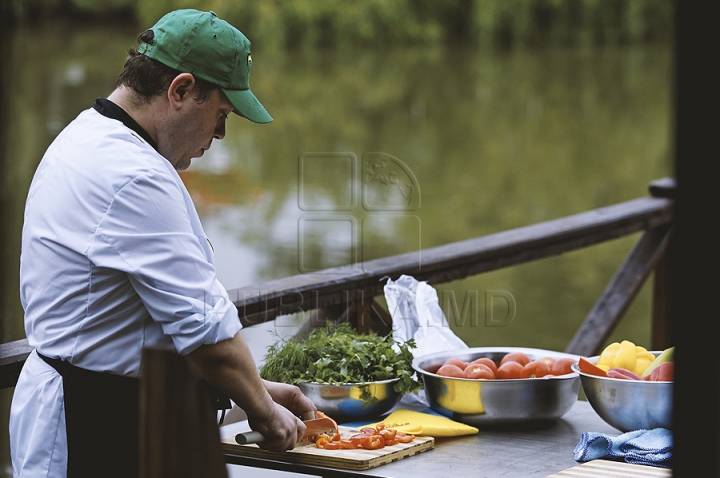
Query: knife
[[235, 412, 338, 445]]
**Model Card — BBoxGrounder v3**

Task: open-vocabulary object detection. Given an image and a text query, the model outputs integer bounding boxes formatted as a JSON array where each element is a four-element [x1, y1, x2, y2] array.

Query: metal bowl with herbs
[[259, 323, 422, 421]]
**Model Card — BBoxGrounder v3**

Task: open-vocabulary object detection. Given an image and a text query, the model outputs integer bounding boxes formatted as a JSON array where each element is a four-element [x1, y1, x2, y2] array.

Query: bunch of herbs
[[259, 323, 422, 400]]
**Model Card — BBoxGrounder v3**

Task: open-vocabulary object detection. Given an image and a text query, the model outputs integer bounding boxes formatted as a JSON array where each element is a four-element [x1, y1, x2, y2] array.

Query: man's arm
[[189, 332, 309, 451]]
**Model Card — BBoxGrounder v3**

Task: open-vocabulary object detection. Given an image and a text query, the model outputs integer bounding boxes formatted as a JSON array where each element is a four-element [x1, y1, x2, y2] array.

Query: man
[[9, 9, 314, 477]]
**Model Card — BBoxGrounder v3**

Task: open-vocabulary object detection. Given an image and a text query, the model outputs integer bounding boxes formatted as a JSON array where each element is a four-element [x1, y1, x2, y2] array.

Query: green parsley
[[259, 323, 423, 399]]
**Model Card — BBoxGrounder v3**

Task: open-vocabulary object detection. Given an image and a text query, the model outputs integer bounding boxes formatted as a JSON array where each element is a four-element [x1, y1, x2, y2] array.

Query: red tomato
[[500, 352, 531, 367], [649, 362, 674, 382], [443, 357, 469, 369], [606, 368, 643, 380], [396, 432, 414, 443], [550, 358, 575, 376], [496, 361, 524, 379], [436, 364, 466, 378], [470, 357, 498, 375], [538, 357, 556, 367], [464, 363, 495, 379], [520, 360, 551, 378], [578, 357, 607, 377]]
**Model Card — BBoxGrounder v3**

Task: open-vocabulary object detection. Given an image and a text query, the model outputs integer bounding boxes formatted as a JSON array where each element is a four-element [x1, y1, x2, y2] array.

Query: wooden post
[[565, 225, 672, 356], [671, 1, 720, 475], [138, 348, 227, 478], [649, 178, 676, 350]]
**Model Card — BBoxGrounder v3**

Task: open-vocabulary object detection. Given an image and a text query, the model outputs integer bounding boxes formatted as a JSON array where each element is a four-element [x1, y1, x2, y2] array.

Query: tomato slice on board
[[578, 357, 607, 377], [395, 432, 415, 443]]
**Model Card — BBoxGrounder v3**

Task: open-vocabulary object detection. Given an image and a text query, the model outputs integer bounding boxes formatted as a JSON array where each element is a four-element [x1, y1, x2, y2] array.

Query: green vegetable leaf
[[259, 322, 423, 396]]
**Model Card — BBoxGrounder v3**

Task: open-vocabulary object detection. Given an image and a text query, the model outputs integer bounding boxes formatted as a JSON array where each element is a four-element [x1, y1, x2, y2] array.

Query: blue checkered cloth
[[574, 428, 673, 468]]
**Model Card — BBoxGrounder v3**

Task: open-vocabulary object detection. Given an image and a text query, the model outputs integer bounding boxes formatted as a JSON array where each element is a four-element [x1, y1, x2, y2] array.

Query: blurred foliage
[[7, 0, 673, 48]]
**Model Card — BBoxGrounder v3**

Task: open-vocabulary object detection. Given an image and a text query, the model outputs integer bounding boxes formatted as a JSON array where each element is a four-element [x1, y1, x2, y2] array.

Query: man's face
[[165, 88, 235, 171]]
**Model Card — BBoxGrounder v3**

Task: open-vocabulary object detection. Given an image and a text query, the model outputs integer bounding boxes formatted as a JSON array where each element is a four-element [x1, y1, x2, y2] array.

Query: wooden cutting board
[[546, 460, 671, 477], [221, 425, 434, 471]]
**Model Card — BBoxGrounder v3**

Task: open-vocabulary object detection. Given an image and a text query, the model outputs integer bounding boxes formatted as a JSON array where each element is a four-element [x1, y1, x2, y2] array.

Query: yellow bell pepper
[[597, 340, 656, 376]]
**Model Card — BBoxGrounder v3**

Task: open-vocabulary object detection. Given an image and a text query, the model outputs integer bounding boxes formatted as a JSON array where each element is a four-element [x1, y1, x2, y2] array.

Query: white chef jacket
[[10, 104, 242, 477]]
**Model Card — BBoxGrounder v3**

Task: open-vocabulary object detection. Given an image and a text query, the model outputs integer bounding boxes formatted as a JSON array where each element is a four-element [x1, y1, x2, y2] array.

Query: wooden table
[[221, 400, 628, 478]]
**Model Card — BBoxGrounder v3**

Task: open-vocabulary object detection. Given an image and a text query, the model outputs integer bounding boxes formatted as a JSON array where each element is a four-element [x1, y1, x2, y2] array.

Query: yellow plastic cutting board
[[365, 409, 479, 437]]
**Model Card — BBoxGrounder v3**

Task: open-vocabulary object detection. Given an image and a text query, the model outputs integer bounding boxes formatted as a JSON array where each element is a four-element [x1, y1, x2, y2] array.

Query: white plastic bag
[[384, 275, 468, 407]]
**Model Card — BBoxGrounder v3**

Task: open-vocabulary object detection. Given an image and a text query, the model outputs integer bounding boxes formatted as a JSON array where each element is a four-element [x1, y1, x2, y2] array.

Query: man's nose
[[214, 120, 226, 140]]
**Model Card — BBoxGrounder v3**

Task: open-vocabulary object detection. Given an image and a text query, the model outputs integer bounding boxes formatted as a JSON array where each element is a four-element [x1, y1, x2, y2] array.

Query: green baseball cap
[[138, 9, 272, 124]]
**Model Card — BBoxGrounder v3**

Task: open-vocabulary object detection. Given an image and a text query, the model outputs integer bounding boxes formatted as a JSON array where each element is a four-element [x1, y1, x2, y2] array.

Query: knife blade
[[235, 416, 338, 445]]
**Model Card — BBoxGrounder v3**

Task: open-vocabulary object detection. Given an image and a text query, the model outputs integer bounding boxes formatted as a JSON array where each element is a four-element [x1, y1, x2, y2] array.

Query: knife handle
[[235, 431, 265, 444]]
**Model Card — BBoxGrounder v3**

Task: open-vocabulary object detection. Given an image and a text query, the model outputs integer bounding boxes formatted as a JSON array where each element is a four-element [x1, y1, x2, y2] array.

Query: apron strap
[[38, 352, 139, 478]]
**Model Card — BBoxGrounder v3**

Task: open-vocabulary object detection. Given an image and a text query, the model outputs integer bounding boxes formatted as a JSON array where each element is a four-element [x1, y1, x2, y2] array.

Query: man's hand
[[189, 332, 316, 452], [263, 380, 317, 418], [247, 402, 307, 452]]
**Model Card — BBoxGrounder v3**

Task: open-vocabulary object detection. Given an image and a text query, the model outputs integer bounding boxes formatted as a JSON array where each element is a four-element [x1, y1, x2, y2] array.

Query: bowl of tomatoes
[[412, 347, 581, 427]]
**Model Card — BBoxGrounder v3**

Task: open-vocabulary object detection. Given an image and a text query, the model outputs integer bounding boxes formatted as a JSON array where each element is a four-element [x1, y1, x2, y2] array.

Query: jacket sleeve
[[91, 169, 241, 355]]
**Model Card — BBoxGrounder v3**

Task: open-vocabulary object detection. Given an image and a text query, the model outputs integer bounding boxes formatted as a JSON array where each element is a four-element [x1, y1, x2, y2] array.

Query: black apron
[[38, 352, 139, 478]]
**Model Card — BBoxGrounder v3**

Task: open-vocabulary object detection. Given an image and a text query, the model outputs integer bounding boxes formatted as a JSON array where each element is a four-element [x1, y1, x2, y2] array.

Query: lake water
[[0, 21, 671, 475]]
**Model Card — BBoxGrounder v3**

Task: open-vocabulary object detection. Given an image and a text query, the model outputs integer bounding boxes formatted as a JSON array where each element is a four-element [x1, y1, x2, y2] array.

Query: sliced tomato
[[395, 432, 415, 443], [315, 435, 331, 448], [578, 357, 607, 377]]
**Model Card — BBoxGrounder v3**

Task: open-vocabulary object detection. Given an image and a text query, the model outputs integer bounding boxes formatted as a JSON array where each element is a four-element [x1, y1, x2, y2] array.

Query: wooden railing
[[0, 178, 676, 388]]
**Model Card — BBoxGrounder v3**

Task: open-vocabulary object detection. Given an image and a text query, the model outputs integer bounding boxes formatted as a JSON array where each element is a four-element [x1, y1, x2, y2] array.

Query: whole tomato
[[500, 352, 531, 367], [550, 358, 576, 376], [443, 357, 469, 370], [465, 363, 495, 379], [520, 360, 551, 378], [436, 364, 466, 378], [496, 361, 524, 379], [538, 357, 556, 368], [470, 357, 498, 375]]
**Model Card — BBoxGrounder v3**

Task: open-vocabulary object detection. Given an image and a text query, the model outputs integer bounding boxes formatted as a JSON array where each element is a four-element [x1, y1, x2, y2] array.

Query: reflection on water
[[0, 21, 671, 475]]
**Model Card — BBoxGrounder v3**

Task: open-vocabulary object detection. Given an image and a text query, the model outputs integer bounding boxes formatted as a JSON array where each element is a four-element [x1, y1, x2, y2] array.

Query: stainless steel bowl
[[571, 353, 673, 432], [413, 347, 581, 427], [298, 379, 401, 422]]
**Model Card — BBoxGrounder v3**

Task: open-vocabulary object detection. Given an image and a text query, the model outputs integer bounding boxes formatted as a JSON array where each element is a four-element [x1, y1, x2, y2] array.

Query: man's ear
[[168, 73, 196, 110]]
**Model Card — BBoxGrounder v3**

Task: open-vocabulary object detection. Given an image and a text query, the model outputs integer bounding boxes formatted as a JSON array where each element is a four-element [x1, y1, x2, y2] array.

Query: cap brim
[[223, 88, 273, 124]]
